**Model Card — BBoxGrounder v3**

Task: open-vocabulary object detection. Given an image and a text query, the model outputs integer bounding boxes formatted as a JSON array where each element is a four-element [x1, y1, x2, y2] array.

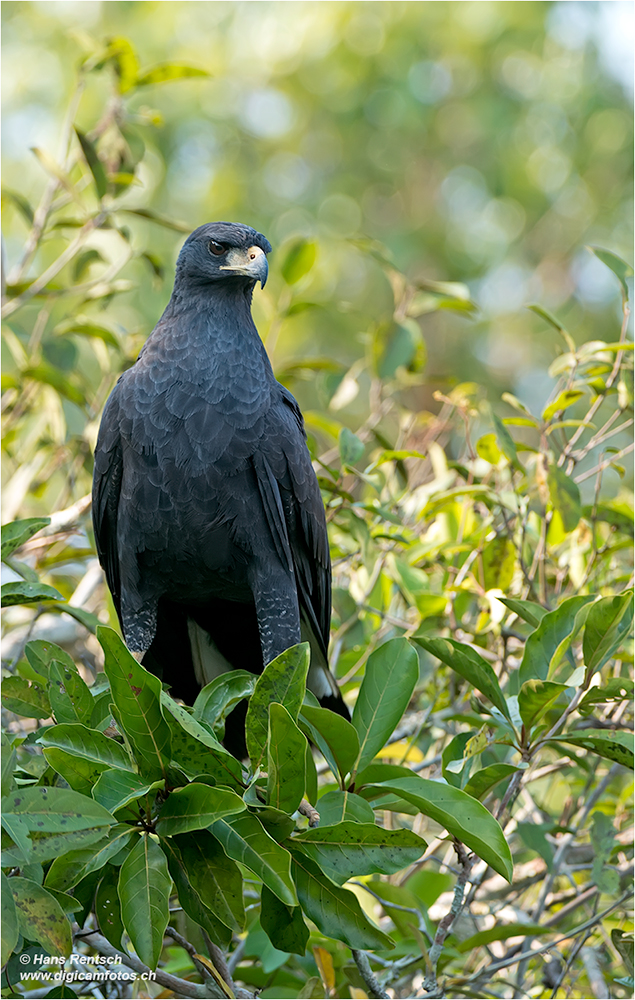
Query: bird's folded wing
[[92, 388, 124, 616]]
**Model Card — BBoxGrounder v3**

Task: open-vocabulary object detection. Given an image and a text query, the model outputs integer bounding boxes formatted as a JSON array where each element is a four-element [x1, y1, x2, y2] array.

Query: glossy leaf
[[414, 636, 509, 721], [155, 782, 245, 836], [42, 748, 107, 796], [552, 729, 633, 769], [118, 834, 171, 969], [368, 776, 513, 881], [293, 822, 427, 884], [211, 810, 296, 907], [290, 847, 394, 951], [95, 864, 124, 949], [1, 675, 51, 718], [37, 723, 135, 771], [518, 680, 568, 730], [1, 517, 49, 560], [162, 692, 244, 786], [1, 581, 64, 606], [518, 595, 595, 686], [162, 837, 233, 948], [99, 626, 171, 779], [464, 763, 520, 800], [245, 643, 310, 766], [1, 785, 115, 844], [583, 591, 633, 676], [173, 830, 244, 931], [45, 825, 135, 891], [339, 427, 364, 465], [1, 871, 19, 965], [351, 637, 419, 771], [48, 661, 93, 726], [542, 390, 585, 422], [261, 884, 309, 956], [317, 790, 376, 825], [9, 877, 72, 958], [193, 670, 257, 735], [497, 598, 548, 629], [300, 705, 360, 781], [267, 703, 307, 813], [92, 770, 159, 813]]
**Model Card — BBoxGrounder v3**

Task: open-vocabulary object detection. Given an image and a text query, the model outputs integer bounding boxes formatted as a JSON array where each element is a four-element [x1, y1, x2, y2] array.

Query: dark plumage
[[92, 221, 348, 755]]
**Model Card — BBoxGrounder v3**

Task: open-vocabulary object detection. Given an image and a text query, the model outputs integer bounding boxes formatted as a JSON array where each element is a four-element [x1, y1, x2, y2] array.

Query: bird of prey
[[92, 221, 348, 755]]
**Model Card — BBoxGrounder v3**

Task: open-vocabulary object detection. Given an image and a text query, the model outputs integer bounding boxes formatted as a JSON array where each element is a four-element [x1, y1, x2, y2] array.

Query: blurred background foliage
[[1, 3, 634, 998]]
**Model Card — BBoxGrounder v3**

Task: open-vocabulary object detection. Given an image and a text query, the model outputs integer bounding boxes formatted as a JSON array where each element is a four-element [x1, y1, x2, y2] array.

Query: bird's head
[[176, 222, 271, 290]]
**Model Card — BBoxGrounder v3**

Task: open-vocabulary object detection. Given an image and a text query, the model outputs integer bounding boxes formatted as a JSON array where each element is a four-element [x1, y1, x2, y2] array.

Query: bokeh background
[[2, 0, 633, 519]]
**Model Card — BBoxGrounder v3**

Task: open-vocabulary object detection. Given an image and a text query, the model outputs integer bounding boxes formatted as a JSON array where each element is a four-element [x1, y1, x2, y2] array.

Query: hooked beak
[[219, 245, 269, 288]]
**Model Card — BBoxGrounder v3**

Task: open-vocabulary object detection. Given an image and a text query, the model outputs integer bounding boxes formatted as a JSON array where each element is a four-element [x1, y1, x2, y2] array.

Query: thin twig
[[351, 950, 390, 999]]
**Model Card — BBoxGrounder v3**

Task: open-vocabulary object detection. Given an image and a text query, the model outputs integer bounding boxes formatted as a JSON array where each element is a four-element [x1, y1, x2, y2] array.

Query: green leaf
[[590, 811, 619, 893], [351, 637, 419, 771], [162, 692, 244, 787], [260, 884, 309, 956], [547, 465, 582, 533], [42, 748, 107, 796], [95, 864, 124, 949], [463, 763, 520, 800], [45, 825, 135, 892], [193, 670, 257, 737], [1, 518, 49, 560], [75, 129, 107, 200], [300, 705, 360, 781], [1, 675, 51, 718], [2, 188, 34, 226], [161, 837, 232, 947], [518, 680, 568, 731], [267, 703, 307, 814], [542, 390, 585, 422], [104, 36, 140, 93], [579, 677, 634, 716], [99, 626, 171, 779], [118, 835, 171, 969], [497, 598, 548, 629], [588, 246, 633, 302], [476, 433, 501, 465], [368, 776, 513, 881], [26, 639, 76, 678], [293, 822, 426, 884], [92, 771, 159, 813], [136, 63, 209, 87], [339, 426, 365, 466], [155, 782, 245, 836], [492, 411, 523, 471], [552, 729, 633, 769], [9, 877, 72, 958], [173, 830, 244, 931], [317, 790, 376, 825], [612, 929, 634, 979], [280, 238, 317, 284], [48, 661, 93, 726], [1, 581, 64, 606], [480, 536, 516, 592], [518, 595, 595, 686], [118, 207, 191, 232], [245, 643, 310, 766], [414, 637, 510, 721], [289, 847, 394, 951], [378, 319, 426, 378], [527, 303, 570, 335], [1, 735, 16, 797], [583, 591, 633, 676], [54, 317, 121, 351], [1, 871, 19, 965], [1, 786, 115, 852], [37, 723, 135, 771], [211, 811, 296, 907]]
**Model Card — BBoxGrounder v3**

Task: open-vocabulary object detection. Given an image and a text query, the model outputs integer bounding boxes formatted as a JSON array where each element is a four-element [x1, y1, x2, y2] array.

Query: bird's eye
[[208, 240, 226, 256]]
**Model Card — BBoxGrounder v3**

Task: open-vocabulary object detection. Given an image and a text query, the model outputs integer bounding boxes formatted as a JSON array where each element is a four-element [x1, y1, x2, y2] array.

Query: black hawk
[[92, 222, 348, 755]]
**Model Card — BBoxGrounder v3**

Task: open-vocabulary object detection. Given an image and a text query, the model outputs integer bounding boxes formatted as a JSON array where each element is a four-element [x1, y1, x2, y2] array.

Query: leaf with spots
[[9, 877, 72, 958], [1, 871, 19, 965], [245, 643, 310, 767], [292, 822, 427, 885], [98, 626, 171, 780], [48, 660, 93, 726]]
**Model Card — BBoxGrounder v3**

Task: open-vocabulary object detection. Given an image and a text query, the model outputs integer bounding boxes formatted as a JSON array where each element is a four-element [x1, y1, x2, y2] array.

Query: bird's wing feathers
[[255, 386, 332, 661], [92, 387, 124, 617]]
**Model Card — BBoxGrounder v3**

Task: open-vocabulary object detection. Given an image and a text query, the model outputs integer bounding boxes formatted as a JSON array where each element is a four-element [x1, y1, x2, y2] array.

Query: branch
[[422, 840, 473, 995], [74, 928, 221, 999], [351, 950, 390, 999]]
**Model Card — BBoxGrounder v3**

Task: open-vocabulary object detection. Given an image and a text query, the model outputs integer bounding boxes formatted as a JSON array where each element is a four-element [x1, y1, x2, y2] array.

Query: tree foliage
[[2, 9, 634, 1000]]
